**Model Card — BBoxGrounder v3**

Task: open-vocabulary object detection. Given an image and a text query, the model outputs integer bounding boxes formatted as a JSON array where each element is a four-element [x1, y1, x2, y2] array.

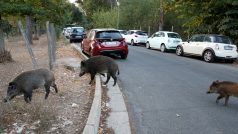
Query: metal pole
[[117, 0, 120, 29]]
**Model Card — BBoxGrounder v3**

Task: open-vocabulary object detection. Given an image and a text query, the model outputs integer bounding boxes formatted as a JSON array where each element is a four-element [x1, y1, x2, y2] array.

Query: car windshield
[[167, 33, 181, 38], [213, 36, 232, 44], [96, 31, 122, 39], [135, 31, 147, 36]]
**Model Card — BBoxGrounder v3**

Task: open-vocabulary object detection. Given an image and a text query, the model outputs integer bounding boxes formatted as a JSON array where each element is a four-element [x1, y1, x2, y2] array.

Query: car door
[[125, 31, 133, 43], [183, 35, 202, 55], [150, 33, 160, 48]]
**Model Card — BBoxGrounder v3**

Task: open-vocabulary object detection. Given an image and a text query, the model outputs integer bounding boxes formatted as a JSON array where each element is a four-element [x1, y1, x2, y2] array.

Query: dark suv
[[81, 28, 128, 59], [69, 27, 85, 43]]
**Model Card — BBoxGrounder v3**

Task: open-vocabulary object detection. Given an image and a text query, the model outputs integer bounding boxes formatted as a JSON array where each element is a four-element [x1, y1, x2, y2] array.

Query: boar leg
[[111, 75, 117, 86], [52, 83, 58, 93], [104, 73, 111, 85], [44, 84, 51, 99], [216, 95, 224, 103], [224, 95, 230, 106], [24, 93, 30, 103], [89, 73, 96, 84]]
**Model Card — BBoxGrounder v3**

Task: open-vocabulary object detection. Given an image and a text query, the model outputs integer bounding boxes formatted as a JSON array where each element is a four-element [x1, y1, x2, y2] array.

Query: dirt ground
[[0, 35, 94, 134]]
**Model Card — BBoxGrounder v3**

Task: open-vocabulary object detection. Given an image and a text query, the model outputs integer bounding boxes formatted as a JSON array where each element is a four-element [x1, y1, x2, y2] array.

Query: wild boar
[[4, 68, 58, 103], [207, 80, 238, 106], [79, 56, 119, 86]]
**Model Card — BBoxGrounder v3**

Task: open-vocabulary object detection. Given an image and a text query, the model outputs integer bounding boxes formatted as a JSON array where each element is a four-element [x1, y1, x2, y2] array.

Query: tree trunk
[[159, 0, 164, 31], [26, 16, 33, 45], [0, 15, 5, 51]]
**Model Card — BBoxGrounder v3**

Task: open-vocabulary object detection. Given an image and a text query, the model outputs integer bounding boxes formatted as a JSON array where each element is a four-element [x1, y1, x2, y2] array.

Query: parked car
[[62, 28, 66, 36], [176, 34, 238, 63], [69, 27, 85, 43], [118, 30, 127, 38], [146, 31, 182, 52], [81, 28, 128, 59], [64, 27, 72, 39], [124, 30, 148, 46]]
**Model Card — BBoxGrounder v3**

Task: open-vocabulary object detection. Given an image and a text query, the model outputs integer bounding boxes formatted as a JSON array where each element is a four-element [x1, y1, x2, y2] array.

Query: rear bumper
[[215, 51, 238, 59], [92, 47, 128, 56]]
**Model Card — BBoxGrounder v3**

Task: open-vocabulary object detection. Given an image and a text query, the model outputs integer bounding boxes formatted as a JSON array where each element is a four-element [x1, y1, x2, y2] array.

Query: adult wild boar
[[207, 80, 238, 106], [4, 68, 58, 103], [79, 56, 119, 86]]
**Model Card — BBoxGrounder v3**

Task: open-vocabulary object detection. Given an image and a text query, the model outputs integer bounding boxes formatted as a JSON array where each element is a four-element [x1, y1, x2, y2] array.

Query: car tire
[[160, 44, 167, 53], [176, 46, 183, 56], [121, 54, 127, 59], [203, 50, 214, 63], [131, 40, 135, 46], [146, 42, 151, 49]]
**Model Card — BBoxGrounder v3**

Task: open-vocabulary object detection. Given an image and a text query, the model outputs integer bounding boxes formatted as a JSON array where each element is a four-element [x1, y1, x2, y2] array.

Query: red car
[[81, 28, 128, 59]]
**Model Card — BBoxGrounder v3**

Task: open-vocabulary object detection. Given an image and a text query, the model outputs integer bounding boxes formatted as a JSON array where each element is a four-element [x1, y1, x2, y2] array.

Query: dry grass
[[0, 35, 93, 133]]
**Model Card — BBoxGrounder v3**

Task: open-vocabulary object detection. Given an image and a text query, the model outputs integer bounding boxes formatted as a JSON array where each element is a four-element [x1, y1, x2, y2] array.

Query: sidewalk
[[72, 44, 131, 134]]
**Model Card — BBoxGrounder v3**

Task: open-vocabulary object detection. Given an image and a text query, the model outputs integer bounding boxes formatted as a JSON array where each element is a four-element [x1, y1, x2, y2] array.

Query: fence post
[[46, 21, 53, 70], [50, 23, 56, 62], [17, 21, 38, 69]]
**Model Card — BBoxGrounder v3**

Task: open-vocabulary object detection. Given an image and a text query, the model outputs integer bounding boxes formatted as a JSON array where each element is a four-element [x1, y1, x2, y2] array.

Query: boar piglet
[[4, 68, 58, 103], [207, 80, 238, 106], [79, 56, 119, 86]]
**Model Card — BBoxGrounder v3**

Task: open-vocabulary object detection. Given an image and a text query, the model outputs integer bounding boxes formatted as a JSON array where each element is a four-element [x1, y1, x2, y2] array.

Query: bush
[[0, 49, 12, 63]]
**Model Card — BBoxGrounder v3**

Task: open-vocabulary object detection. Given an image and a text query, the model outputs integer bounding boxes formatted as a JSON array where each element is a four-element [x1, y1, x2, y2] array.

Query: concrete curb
[[72, 44, 101, 134], [72, 43, 131, 134]]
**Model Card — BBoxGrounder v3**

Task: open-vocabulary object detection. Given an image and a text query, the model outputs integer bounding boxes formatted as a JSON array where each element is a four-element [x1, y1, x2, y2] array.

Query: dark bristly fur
[[79, 56, 119, 86], [207, 80, 238, 106], [4, 68, 58, 103]]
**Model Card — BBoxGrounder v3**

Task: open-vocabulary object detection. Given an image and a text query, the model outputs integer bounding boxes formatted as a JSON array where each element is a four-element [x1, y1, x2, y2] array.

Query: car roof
[[156, 31, 179, 33], [92, 28, 119, 32], [193, 34, 227, 37], [71, 26, 84, 28]]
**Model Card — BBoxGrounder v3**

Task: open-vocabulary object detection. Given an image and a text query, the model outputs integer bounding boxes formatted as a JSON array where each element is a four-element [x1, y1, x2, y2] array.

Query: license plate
[[224, 46, 233, 50], [105, 41, 118, 46], [76, 36, 82, 38]]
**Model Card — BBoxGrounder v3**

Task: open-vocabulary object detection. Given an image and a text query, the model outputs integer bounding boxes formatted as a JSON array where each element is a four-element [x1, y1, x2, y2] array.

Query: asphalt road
[[116, 45, 238, 134]]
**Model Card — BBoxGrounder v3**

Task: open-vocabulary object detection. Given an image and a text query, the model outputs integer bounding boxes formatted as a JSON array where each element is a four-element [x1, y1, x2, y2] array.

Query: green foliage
[[170, 0, 238, 43], [91, 9, 118, 28]]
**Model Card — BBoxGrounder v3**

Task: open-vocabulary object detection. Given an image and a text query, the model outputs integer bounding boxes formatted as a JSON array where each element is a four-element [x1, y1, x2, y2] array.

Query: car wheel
[[146, 42, 151, 49], [176, 46, 183, 56], [121, 54, 127, 59], [160, 44, 167, 53], [203, 50, 214, 63], [131, 40, 135, 46]]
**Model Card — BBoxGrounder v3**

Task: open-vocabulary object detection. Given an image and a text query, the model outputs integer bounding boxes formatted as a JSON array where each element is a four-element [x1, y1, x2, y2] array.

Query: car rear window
[[213, 36, 232, 44], [167, 33, 181, 38], [135, 31, 147, 36], [96, 31, 122, 39]]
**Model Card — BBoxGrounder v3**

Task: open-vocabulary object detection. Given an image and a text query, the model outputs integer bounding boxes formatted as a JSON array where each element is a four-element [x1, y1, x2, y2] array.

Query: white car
[[64, 27, 72, 39], [176, 34, 238, 63], [146, 31, 182, 52], [124, 30, 148, 46], [118, 30, 127, 38]]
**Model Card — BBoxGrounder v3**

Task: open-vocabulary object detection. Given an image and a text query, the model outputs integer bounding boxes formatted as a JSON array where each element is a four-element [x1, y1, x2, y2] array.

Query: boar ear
[[212, 80, 219, 85], [81, 60, 85, 66], [9, 82, 17, 89]]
